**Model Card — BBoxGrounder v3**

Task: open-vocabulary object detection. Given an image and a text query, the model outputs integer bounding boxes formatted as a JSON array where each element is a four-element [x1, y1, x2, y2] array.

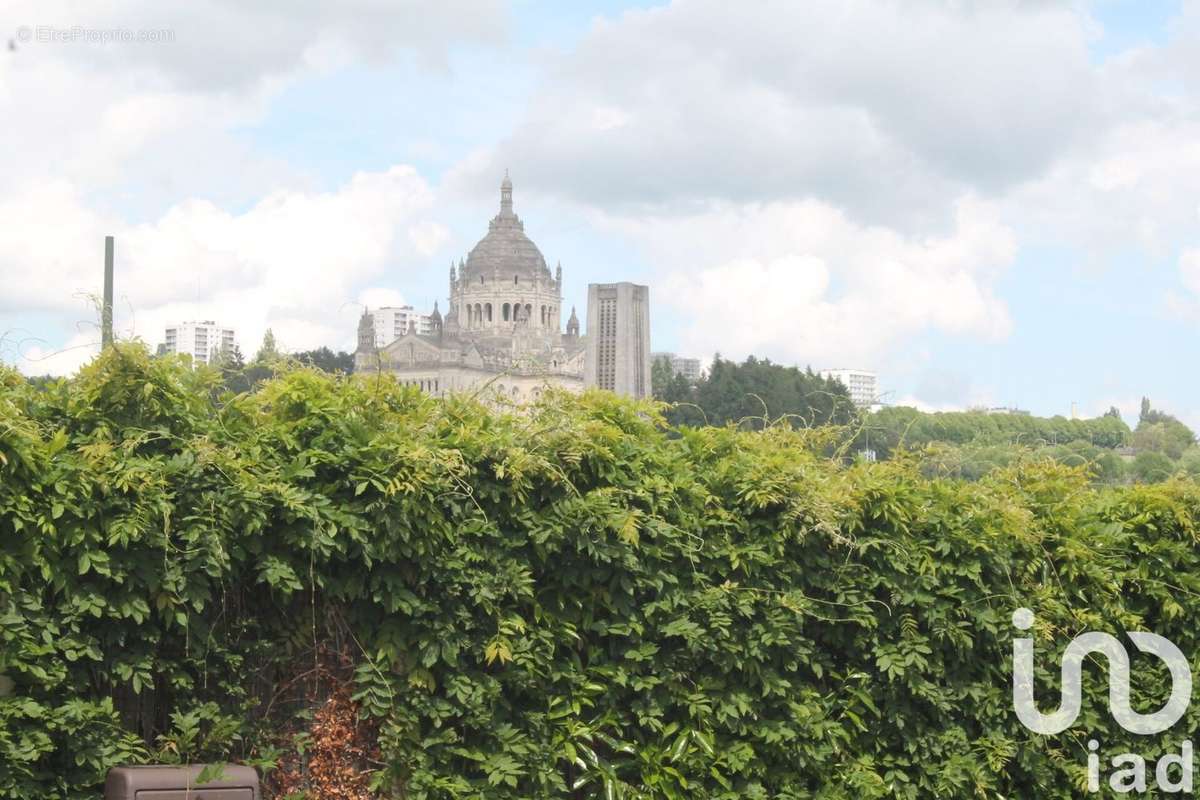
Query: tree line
[[652, 354, 1198, 485], [652, 354, 857, 429]]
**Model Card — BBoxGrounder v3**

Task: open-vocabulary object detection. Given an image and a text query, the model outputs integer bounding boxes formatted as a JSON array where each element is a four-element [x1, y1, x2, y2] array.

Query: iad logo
[[1012, 608, 1195, 793], [1012, 607, 1191, 735]]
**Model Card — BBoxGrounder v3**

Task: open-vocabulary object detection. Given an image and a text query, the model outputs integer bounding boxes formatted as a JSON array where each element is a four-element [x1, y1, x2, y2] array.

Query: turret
[[357, 308, 377, 354], [555, 261, 562, 288], [565, 306, 580, 338], [429, 301, 443, 338]]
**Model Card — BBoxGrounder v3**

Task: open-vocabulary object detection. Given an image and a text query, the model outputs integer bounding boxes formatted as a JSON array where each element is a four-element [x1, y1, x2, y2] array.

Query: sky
[[1, 0, 1198, 426]]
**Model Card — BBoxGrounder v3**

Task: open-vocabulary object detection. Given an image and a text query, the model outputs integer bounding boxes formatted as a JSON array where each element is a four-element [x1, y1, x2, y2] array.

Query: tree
[[651, 356, 675, 400], [1179, 447, 1200, 479], [212, 342, 245, 372], [1132, 398, 1195, 460], [212, 343, 252, 394], [1131, 450, 1176, 483], [254, 329, 280, 364], [684, 354, 855, 429], [294, 347, 354, 374], [24, 375, 59, 392], [1092, 451, 1127, 485]]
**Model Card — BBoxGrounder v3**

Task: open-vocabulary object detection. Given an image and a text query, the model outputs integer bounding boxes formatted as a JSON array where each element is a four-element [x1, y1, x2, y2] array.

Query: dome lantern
[[500, 169, 513, 217]]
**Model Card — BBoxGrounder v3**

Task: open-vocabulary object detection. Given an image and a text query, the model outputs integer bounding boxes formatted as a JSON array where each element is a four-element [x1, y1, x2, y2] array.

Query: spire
[[555, 261, 562, 284], [500, 170, 513, 216], [450, 260, 457, 283], [429, 301, 443, 338], [566, 305, 580, 337]]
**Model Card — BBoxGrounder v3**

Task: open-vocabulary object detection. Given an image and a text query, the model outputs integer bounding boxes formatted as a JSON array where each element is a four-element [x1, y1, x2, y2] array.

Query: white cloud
[[1165, 248, 1200, 323], [1181, 248, 1200, 296], [9, 332, 101, 378], [1005, 119, 1200, 261], [6, 0, 508, 91], [356, 287, 408, 310], [465, 0, 1100, 227], [0, 1, 500, 374], [605, 195, 1015, 368], [2, 166, 444, 370]]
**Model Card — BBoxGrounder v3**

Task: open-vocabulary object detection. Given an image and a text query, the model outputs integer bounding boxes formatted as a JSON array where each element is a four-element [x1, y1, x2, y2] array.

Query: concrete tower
[[584, 282, 651, 399]]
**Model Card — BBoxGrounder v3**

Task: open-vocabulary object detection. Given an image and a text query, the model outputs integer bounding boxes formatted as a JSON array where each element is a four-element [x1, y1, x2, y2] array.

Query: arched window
[[485, 303, 492, 322], [514, 275, 519, 285], [502, 303, 510, 321], [479, 275, 484, 284]]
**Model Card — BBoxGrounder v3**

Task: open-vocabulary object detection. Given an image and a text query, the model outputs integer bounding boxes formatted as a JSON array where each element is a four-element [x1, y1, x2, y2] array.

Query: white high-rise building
[[162, 321, 236, 366], [651, 352, 702, 382], [819, 368, 878, 409], [371, 306, 433, 347]]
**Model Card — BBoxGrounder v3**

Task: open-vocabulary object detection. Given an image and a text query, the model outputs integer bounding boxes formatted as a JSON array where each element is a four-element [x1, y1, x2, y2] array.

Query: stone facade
[[355, 174, 613, 402]]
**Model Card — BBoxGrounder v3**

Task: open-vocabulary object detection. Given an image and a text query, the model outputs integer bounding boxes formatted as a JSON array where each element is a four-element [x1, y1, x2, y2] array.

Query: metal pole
[[102, 236, 114, 349]]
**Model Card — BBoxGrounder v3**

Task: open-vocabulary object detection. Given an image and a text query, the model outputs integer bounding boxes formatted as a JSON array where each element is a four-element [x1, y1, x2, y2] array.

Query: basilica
[[355, 173, 651, 400]]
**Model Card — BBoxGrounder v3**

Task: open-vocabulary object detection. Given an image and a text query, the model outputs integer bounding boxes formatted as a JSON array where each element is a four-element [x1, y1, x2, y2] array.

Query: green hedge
[[3, 345, 1200, 798]]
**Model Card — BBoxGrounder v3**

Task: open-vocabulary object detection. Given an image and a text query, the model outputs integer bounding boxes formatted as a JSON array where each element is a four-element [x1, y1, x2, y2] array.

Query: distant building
[[819, 368, 878, 408], [356, 174, 651, 400], [162, 321, 235, 366], [652, 351, 702, 382], [585, 282, 652, 399], [975, 406, 1031, 416], [370, 306, 432, 347]]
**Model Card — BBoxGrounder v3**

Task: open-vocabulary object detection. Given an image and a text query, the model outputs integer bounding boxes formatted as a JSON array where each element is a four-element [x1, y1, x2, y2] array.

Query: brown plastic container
[[104, 765, 260, 800]]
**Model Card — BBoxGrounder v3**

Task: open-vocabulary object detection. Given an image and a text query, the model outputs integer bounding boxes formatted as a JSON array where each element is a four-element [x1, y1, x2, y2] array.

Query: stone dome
[[461, 173, 552, 284]]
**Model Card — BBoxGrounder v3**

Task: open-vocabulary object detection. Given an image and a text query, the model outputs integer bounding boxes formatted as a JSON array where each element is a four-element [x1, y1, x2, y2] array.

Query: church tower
[[584, 283, 651, 399]]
